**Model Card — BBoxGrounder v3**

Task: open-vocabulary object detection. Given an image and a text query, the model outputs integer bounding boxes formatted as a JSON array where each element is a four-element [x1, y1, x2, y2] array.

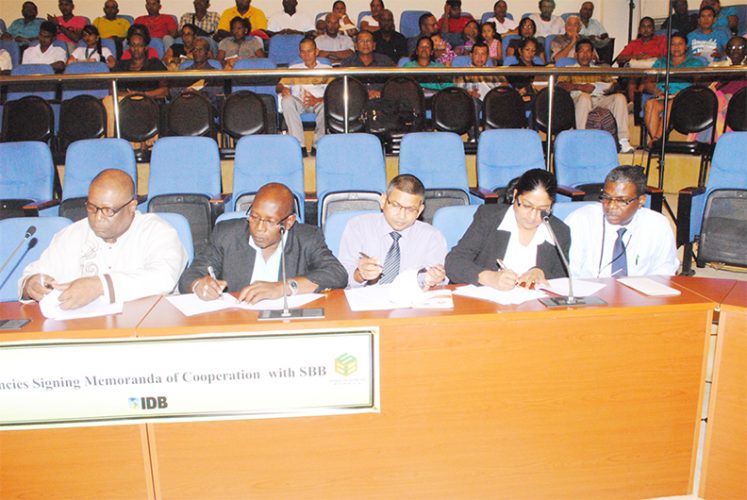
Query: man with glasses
[[180, 183, 347, 303], [565, 165, 678, 278], [20, 169, 187, 309], [338, 174, 447, 288]]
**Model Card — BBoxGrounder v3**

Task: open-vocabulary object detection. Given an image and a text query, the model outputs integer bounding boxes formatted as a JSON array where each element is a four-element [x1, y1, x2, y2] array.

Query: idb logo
[[130, 396, 168, 410]]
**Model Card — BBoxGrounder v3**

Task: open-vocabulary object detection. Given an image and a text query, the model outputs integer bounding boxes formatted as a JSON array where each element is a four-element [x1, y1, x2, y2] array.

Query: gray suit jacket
[[445, 203, 571, 285], [179, 219, 348, 293]]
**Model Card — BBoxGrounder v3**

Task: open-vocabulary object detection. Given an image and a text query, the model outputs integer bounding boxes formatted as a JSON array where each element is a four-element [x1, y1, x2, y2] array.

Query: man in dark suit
[[180, 182, 347, 303]]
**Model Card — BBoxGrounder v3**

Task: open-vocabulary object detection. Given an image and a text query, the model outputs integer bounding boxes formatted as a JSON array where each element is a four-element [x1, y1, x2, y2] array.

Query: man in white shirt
[[485, 0, 518, 34], [339, 174, 447, 288], [528, 0, 565, 37], [276, 37, 331, 154], [21, 20, 66, 71], [20, 169, 187, 309], [565, 165, 679, 278], [315, 12, 354, 65], [267, 0, 314, 35]]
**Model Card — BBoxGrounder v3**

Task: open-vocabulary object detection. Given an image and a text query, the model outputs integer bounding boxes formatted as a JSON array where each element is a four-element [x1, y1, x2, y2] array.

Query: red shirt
[[134, 14, 177, 39], [121, 47, 160, 60], [436, 15, 474, 33], [618, 35, 667, 60], [56, 15, 87, 44]]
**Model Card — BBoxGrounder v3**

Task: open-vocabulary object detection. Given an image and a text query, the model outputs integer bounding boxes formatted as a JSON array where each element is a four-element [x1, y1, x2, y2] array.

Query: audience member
[[21, 169, 187, 309], [456, 41, 505, 124], [276, 37, 331, 155], [267, 0, 314, 35], [21, 20, 66, 72], [373, 9, 407, 63], [704, 0, 739, 34], [578, 1, 611, 60], [405, 36, 454, 93], [178, 0, 220, 37], [431, 32, 456, 65], [508, 37, 544, 108], [163, 23, 201, 67], [407, 12, 437, 54], [316, 13, 355, 65], [359, 0, 384, 33], [67, 24, 116, 68], [217, 16, 265, 68], [332, 0, 358, 37], [480, 21, 502, 65], [4, 1, 43, 47], [121, 23, 160, 60], [216, 0, 268, 41], [550, 15, 587, 62], [557, 39, 633, 153], [456, 19, 480, 54], [527, 0, 565, 38], [176, 37, 223, 109], [342, 30, 392, 98], [616, 16, 666, 66], [688, 6, 729, 63], [93, 0, 130, 41], [47, 0, 87, 50], [446, 168, 569, 289], [506, 17, 546, 63], [662, 0, 698, 35], [485, 0, 517, 35], [339, 174, 447, 288], [135, 0, 178, 41], [112, 29, 169, 98], [566, 165, 678, 278], [437, 0, 474, 34], [180, 183, 347, 303]]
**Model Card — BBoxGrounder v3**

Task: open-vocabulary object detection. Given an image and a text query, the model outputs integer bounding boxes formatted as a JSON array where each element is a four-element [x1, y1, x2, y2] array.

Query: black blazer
[[445, 203, 571, 285], [179, 218, 348, 293]]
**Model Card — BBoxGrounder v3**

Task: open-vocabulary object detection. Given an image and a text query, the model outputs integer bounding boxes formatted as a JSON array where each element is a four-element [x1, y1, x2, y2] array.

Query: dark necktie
[[380, 231, 401, 284], [611, 228, 628, 277]]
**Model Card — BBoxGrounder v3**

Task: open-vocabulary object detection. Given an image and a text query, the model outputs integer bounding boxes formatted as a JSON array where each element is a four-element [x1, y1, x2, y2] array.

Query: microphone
[[0, 225, 38, 278], [258, 225, 324, 320], [537, 212, 606, 308]]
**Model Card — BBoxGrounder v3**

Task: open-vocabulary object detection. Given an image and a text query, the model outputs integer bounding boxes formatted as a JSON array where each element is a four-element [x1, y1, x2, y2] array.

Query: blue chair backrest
[[147, 137, 222, 200], [62, 61, 110, 99], [554, 130, 619, 189], [63, 139, 137, 200], [179, 59, 222, 70], [451, 55, 471, 67], [323, 209, 379, 258], [397, 56, 410, 67], [480, 12, 514, 23], [502, 54, 543, 66], [118, 14, 134, 25], [156, 212, 194, 265], [431, 205, 479, 250], [551, 201, 598, 221], [0, 217, 73, 302], [51, 39, 69, 56], [268, 34, 303, 66], [357, 11, 371, 27], [233, 135, 306, 222], [0, 40, 20, 67], [477, 130, 545, 192], [501, 34, 519, 59], [8, 64, 56, 100], [560, 12, 579, 21], [399, 132, 469, 193], [555, 57, 576, 67], [231, 58, 279, 106], [215, 211, 247, 224], [0, 142, 54, 202], [0, 19, 6, 33], [689, 131, 747, 240], [400, 10, 430, 38]]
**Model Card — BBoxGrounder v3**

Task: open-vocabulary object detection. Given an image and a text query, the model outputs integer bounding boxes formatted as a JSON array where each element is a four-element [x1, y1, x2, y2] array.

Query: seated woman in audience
[[456, 20, 480, 54], [121, 24, 161, 60], [359, 0, 384, 33], [506, 17, 545, 64], [445, 168, 570, 290], [332, 0, 358, 37], [404, 36, 454, 93], [431, 32, 456, 65], [481, 21, 503, 65], [163, 23, 210, 69], [508, 37, 544, 110], [643, 32, 705, 145], [67, 25, 116, 68], [218, 16, 265, 68]]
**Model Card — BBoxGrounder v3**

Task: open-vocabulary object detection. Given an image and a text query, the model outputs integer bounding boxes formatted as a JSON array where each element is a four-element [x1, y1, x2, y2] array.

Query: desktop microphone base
[[539, 296, 607, 308], [258, 308, 325, 321]]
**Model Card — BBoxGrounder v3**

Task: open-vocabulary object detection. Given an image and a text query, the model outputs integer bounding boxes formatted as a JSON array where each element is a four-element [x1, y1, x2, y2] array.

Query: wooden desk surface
[[669, 276, 738, 305]]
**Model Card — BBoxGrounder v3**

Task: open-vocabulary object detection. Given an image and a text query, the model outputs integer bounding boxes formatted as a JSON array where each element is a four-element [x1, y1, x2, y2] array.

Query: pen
[[207, 266, 227, 293], [359, 252, 384, 268], [496, 258, 507, 270]]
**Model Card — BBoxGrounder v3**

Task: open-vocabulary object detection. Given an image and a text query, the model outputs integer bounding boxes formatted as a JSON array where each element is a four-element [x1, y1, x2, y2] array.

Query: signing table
[[0, 278, 732, 499]]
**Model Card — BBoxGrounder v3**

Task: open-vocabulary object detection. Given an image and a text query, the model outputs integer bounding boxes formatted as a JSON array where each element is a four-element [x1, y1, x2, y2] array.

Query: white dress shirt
[[267, 10, 315, 32], [22, 44, 67, 65], [248, 231, 288, 283], [527, 13, 565, 37], [497, 205, 553, 275]]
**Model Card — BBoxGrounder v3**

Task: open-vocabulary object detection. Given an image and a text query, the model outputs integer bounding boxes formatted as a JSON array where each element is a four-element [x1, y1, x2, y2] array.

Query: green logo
[[335, 353, 357, 376]]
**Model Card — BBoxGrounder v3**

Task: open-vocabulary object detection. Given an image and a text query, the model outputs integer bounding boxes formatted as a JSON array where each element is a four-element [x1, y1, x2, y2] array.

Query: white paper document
[[39, 289, 123, 320], [453, 284, 546, 305], [617, 277, 681, 296], [539, 278, 606, 297], [165, 293, 324, 316], [344, 285, 453, 311]]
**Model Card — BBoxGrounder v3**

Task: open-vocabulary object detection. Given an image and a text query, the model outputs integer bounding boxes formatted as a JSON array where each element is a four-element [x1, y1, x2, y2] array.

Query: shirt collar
[[497, 205, 553, 245], [248, 229, 289, 255]]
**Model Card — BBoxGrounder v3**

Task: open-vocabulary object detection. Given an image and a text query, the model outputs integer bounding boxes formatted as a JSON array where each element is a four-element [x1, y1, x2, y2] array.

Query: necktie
[[380, 231, 401, 284], [611, 228, 628, 277]]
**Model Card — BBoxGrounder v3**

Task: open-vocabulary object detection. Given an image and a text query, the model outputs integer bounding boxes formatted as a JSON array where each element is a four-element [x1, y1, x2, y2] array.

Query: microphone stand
[[538, 213, 606, 308], [655, 2, 677, 221], [0, 226, 37, 277]]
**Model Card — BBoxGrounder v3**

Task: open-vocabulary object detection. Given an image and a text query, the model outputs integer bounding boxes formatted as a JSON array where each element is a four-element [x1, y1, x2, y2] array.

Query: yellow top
[[93, 16, 131, 38], [217, 5, 268, 32]]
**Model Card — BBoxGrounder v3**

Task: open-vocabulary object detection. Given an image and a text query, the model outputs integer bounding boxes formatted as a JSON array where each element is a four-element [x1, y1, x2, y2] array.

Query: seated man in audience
[[178, 0, 220, 38], [267, 0, 314, 35], [21, 20, 66, 72], [457, 42, 505, 124], [373, 9, 407, 64], [21, 169, 187, 309], [688, 5, 730, 63], [3, 1, 43, 48], [578, 1, 611, 60], [339, 174, 447, 288], [135, 0, 178, 43], [217, 16, 265, 67], [277, 37, 331, 155], [47, 0, 86, 51], [528, 0, 565, 38], [360, 0, 385, 33], [705, 0, 739, 35], [565, 165, 678, 278], [407, 12, 437, 54], [216, 0, 268, 41], [177, 37, 223, 110], [180, 183, 347, 303], [550, 15, 588, 62], [94, 0, 131, 43], [342, 30, 393, 98], [485, 0, 518, 35], [437, 0, 474, 34], [316, 13, 354, 66], [662, 0, 698, 36], [557, 39, 633, 153]]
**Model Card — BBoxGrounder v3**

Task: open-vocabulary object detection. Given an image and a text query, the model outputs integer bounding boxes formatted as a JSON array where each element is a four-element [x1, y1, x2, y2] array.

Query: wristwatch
[[287, 279, 299, 296]]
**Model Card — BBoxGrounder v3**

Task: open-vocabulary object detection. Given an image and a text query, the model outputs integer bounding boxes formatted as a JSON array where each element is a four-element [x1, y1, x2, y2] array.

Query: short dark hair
[[518, 17, 537, 35], [387, 174, 425, 198], [639, 16, 655, 27], [505, 168, 558, 203], [418, 12, 435, 29], [127, 23, 151, 44], [300, 36, 317, 49], [518, 36, 538, 51], [230, 16, 251, 31], [605, 165, 647, 196], [411, 35, 434, 60], [40, 20, 57, 36], [472, 41, 488, 51], [575, 37, 594, 53], [332, 0, 346, 9], [671, 32, 688, 45]]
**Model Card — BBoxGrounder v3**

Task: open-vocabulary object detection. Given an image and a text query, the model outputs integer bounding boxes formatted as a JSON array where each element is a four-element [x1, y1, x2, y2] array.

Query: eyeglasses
[[515, 196, 552, 215], [246, 208, 294, 228], [599, 194, 638, 206], [385, 198, 421, 216], [85, 198, 134, 217]]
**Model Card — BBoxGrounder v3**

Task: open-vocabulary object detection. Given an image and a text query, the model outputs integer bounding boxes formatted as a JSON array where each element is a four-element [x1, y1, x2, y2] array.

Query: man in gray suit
[[180, 182, 347, 303]]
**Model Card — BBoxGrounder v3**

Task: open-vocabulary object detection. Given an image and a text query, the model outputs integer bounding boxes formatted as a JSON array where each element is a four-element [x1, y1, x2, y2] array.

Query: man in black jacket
[[180, 183, 347, 303]]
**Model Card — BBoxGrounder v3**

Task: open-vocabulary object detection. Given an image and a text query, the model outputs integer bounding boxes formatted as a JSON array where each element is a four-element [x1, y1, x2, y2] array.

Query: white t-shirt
[[70, 45, 113, 63], [485, 16, 518, 34], [359, 15, 379, 29], [314, 33, 354, 53], [22, 44, 67, 65], [527, 13, 565, 37], [0, 49, 12, 71], [267, 10, 315, 33]]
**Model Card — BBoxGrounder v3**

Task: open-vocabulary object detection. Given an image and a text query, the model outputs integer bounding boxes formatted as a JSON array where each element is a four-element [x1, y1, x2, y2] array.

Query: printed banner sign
[[0, 328, 378, 430]]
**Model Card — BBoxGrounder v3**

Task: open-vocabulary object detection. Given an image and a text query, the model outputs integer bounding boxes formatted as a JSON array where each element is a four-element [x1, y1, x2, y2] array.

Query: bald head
[[87, 169, 137, 243], [90, 168, 135, 199], [254, 183, 295, 216]]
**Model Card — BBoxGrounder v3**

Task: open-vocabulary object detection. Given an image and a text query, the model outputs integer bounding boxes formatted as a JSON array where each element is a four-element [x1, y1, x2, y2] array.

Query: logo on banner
[[335, 353, 357, 376], [129, 396, 169, 410]]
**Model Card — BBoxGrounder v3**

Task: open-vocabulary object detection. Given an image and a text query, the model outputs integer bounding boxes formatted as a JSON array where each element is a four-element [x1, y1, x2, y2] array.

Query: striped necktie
[[611, 228, 628, 277], [380, 231, 401, 284]]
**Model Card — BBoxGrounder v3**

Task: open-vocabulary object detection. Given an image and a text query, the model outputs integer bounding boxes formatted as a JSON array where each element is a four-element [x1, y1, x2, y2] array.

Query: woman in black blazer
[[445, 168, 570, 290]]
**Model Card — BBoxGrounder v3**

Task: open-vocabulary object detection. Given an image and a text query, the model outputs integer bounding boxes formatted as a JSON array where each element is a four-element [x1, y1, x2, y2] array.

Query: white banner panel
[[0, 328, 378, 430]]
